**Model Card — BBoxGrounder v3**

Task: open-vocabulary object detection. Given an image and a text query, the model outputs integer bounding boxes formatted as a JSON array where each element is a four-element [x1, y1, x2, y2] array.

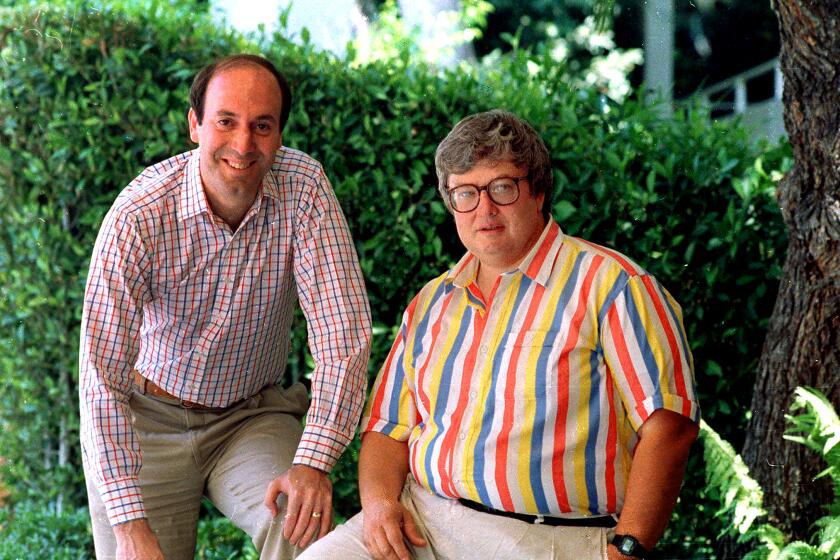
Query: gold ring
[[312, 512, 322, 518]]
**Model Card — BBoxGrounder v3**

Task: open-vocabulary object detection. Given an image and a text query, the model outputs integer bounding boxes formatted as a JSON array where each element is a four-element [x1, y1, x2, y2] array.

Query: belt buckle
[[534, 514, 545, 525], [180, 399, 204, 410]]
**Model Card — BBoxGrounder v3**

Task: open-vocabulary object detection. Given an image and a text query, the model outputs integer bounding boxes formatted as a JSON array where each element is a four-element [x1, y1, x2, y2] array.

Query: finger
[[262, 479, 283, 517], [383, 520, 412, 560], [372, 529, 400, 560], [288, 490, 315, 545], [402, 512, 427, 547], [282, 491, 304, 542], [318, 495, 333, 539], [298, 510, 324, 549]]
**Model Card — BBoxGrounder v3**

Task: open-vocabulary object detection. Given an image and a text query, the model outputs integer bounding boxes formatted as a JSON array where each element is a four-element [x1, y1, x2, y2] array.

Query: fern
[[701, 387, 840, 560], [784, 387, 840, 518], [699, 419, 767, 537]]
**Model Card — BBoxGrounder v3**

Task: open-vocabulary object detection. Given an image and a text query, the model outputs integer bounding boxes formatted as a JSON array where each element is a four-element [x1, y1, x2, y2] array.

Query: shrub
[[1, 0, 788, 555], [0, 501, 94, 559]]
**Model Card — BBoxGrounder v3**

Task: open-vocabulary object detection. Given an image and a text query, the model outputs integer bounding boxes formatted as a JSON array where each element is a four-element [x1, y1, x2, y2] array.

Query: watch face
[[620, 539, 636, 554]]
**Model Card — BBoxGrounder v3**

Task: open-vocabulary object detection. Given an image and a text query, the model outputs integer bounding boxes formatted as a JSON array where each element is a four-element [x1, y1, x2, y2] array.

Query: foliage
[[0, 501, 94, 559], [350, 0, 492, 66], [700, 419, 767, 537], [478, 0, 780, 99], [0, 0, 789, 555], [701, 387, 840, 560], [195, 503, 258, 560]]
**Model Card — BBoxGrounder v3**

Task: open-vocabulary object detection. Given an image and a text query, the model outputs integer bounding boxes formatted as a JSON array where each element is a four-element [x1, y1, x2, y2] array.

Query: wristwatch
[[610, 534, 649, 558]]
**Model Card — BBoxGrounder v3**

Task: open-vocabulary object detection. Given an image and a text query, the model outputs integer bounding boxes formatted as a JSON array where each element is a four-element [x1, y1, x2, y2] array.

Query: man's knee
[[297, 513, 370, 560]]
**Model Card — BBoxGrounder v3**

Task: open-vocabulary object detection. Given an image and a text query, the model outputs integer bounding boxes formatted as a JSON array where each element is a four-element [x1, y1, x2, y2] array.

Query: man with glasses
[[303, 109, 699, 560]]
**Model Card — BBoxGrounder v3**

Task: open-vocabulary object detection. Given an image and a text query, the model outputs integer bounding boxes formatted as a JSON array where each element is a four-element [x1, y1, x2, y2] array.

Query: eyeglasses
[[446, 176, 528, 213]]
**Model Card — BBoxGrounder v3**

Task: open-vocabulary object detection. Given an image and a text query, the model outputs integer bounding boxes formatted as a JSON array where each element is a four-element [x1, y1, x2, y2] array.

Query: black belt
[[458, 499, 616, 528]]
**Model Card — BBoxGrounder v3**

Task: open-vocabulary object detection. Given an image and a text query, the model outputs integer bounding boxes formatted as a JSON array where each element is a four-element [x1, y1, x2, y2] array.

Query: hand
[[362, 498, 426, 560], [263, 464, 333, 548], [113, 518, 164, 560]]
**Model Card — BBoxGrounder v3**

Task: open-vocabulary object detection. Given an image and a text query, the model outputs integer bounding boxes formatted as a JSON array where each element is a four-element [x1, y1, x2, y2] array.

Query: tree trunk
[[741, 0, 840, 543]]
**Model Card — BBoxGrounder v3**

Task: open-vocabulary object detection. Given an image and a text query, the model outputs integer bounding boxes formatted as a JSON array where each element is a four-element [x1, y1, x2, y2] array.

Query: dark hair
[[434, 109, 553, 219], [189, 54, 292, 131]]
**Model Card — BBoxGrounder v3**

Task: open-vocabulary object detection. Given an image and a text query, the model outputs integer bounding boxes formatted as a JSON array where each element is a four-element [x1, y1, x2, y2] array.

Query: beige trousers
[[301, 478, 613, 560], [85, 383, 310, 560]]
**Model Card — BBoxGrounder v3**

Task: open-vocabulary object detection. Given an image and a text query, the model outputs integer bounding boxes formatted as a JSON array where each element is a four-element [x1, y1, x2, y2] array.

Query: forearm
[[614, 409, 699, 552], [358, 432, 410, 507]]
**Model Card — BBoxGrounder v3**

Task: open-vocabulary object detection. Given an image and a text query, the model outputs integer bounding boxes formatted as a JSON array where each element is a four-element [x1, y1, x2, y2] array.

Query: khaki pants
[[85, 383, 310, 560], [301, 478, 613, 560]]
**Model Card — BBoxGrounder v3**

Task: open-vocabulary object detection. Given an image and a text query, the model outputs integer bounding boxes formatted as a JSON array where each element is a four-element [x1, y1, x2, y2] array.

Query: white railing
[[688, 57, 786, 143], [694, 58, 782, 115]]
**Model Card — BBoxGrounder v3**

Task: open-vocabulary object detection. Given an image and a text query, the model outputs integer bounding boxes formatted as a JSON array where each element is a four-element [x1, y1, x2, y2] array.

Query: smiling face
[[187, 64, 283, 202], [450, 159, 546, 277]]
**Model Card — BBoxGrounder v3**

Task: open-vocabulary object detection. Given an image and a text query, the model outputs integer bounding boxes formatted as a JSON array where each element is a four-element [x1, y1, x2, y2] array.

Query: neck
[[205, 188, 257, 230], [476, 262, 505, 298]]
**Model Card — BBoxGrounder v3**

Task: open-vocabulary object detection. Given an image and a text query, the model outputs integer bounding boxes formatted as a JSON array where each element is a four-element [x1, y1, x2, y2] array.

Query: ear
[[188, 108, 200, 144]]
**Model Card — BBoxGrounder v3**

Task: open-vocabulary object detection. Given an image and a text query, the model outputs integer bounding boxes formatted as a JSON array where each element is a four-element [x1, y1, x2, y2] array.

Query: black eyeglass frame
[[445, 175, 529, 213]]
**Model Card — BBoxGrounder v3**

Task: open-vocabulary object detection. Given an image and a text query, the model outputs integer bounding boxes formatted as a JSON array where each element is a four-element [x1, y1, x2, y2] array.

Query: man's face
[[188, 64, 283, 198], [449, 159, 546, 273]]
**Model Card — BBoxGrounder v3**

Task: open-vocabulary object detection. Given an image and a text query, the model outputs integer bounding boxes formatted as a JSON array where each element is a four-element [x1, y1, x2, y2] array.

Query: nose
[[230, 127, 255, 154], [474, 190, 499, 215]]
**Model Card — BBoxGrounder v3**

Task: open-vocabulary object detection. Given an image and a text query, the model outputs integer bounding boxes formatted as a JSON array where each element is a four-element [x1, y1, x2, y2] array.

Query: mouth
[[222, 158, 256, 170], [477, 224, 504, 233]]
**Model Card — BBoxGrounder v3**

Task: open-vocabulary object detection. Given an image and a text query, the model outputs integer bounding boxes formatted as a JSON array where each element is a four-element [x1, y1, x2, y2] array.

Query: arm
[[79, 206, 160, 556], [263, 164, 372, 545], [608, 409, 699, 559], [599, 273, 700, 557], [358, 432, 426, 560]]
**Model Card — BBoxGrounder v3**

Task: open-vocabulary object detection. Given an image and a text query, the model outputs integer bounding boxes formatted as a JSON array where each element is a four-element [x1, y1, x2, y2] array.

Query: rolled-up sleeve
[[600, 274, 700, 432]]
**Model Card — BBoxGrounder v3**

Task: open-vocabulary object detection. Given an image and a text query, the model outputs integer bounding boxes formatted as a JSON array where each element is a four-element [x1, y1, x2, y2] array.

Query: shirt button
[[458, 432, 466, 440], [470, 391, 478, 399], [479, 344, 489, 354]]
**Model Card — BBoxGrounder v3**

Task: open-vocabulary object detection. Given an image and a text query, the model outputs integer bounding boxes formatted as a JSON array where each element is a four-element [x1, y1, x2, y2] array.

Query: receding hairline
[[204, 62, 285, 117]]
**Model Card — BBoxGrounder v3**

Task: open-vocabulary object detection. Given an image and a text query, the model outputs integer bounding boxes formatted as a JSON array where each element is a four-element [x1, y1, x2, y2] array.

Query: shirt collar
[[445, 218, 564, 289], [178, 149, 282, 222], [179, 150, 208, 221]]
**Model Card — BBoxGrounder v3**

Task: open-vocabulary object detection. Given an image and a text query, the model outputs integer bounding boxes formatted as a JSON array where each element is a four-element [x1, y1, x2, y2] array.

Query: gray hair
[[434, 109, 553, 219]]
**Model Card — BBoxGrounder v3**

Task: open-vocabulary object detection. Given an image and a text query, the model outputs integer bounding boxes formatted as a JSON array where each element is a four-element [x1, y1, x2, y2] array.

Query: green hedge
[[0, 1, 788, 556]]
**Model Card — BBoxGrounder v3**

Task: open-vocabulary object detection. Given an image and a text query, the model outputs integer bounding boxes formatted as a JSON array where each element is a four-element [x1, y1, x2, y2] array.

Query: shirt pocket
[[506, 328, 559, 348]]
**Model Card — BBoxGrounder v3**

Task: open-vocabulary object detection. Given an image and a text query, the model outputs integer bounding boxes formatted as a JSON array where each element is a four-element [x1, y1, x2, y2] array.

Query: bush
[[0, 1, 788, 555], [0, 502, 94, 559]]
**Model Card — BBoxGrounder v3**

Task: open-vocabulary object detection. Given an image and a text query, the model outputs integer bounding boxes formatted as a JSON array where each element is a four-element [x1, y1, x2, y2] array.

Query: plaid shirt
[[80, 148, 371, 525], [364, 219, 699, 516]]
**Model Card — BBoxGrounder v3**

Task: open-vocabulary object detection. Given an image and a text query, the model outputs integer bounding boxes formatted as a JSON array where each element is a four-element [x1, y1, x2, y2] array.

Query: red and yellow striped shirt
[[363, 219, 698, 517]]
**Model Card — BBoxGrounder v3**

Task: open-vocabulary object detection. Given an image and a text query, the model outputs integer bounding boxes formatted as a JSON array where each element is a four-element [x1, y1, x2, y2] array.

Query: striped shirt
[[363, 219, 698, 517], [80, 148, 371, 525]]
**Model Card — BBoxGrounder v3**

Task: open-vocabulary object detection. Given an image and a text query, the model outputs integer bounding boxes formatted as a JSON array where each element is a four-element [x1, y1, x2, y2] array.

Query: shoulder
[[561, 235, 649, 279], [270, 147, 326, 183], [401, 270, 456, 324], [109, 150, 193, 220]]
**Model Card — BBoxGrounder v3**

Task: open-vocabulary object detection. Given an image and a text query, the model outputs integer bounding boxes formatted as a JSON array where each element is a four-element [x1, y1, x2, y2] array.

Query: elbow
[[640, 408, 700, 452]]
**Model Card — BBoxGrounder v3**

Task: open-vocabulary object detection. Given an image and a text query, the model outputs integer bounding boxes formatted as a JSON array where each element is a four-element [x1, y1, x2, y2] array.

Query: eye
[[255, 123, 272, 133], [217, 118, 233, 128], [454, 187, 477, 200], [489, 179, 516, 194]]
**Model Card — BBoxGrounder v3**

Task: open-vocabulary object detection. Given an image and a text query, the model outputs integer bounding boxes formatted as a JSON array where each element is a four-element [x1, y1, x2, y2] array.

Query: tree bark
[[741, 0, 840, 543]]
